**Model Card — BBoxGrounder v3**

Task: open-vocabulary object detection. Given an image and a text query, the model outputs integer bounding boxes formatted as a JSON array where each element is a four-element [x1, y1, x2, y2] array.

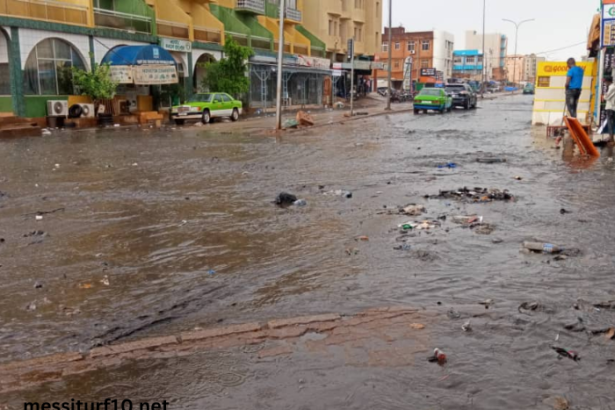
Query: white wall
[[433, 31, 454, 81], [19, 28, 90, 70], [0, 31, 8, 64]]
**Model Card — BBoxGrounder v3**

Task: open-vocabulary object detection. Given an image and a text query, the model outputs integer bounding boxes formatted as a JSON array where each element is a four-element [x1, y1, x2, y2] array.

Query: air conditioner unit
[[410, 50, 416, 55], [47, 100, 68, 117], [78, 103, 95, 118]]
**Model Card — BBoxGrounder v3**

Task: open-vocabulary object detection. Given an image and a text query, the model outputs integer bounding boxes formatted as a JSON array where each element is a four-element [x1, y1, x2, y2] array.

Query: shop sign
[[603, 2, 615, 47], [296, 55, 331, 69], [536, 62, 593, 77], [110, 66, 133, 84], [160, 38, 192, 53], [420, 68, 437, 77], [133, 65, 179, 85], [371, 62, 385, 70]]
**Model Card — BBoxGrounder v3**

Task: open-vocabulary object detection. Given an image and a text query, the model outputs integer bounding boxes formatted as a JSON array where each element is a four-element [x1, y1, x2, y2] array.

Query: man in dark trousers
[[565, 58, 584, 118]]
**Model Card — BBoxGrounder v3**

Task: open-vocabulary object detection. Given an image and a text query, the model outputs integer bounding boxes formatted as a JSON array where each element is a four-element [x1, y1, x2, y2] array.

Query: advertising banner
[[160, 38, 192, 53], [110, 66, 133, 84], [133, 65, 179, 85]]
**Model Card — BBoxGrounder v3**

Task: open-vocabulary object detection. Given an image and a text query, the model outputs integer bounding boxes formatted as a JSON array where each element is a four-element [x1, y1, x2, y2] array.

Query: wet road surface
[[2, 95, 615, 408]]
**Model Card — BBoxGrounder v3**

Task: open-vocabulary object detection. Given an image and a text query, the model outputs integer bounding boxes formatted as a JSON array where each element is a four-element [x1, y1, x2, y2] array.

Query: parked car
[[445, 83, 477, 110], [523, 83, 535, 95], [413, 88, 453, 114], [171, 93, 242, 125]]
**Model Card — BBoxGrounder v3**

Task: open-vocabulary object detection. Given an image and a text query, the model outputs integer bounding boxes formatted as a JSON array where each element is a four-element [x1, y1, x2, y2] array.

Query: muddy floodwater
[[2, 95, 615, 408]]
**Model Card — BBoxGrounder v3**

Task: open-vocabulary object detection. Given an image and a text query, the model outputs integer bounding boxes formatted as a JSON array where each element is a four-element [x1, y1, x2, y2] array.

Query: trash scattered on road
[[462, 321, 472, 332], [132, 163, 138, 167], [100, 275, 110, 286], [402, 205, 426, 216], [452, 215, 483, 225], [447, 308, 461, 319], [283, 119, 299, 129], [476, 158, 507, 164], [356, 236, 369, 242], [426, 187, 514, 203], [474, 223, 496, 235], [523, 241, 563, 254], [24, 230, 46, 238], [409, 323, 425, 330], [560, 208, 571, 214], [334, 102, 345, 109], [518, 302, 541, 313], [275, 192, 298, 206], [551, 346, 580, 362], [26, 302, 37, 311], [393, 243, 411, 251], [293, 199, 307, 207], [479, 299, 494, 309], [345, 248, 359, 256], [208, 269, 216, 275], [332, 190, 353, 199], [79, 283, 93, 289], [428, 348, 447, 364], [296, 111, 314, 127], [543, 396, 570, 410], [35, 215, 43, 221], [606, 328, 615, 340], [437, 162, 458, 169], [34, 281, 43, 289], [514, 176, 523, 180]]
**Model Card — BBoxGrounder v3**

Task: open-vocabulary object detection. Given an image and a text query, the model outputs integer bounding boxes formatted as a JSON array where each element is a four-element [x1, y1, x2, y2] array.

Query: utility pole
[[385, 0, 392, 110], [481, 0, 486, 98], [275, 0, 286, 130], [350, 38, 355, 117], [503, 18, 534, 88]]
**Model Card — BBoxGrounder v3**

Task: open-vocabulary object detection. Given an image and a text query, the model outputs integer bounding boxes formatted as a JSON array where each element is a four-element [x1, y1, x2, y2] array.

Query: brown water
[[2, 95, 615, 408]]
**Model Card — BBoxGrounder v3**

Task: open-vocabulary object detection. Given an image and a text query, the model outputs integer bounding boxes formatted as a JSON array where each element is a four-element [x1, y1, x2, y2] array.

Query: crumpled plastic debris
[[426, 187, 514, 203]]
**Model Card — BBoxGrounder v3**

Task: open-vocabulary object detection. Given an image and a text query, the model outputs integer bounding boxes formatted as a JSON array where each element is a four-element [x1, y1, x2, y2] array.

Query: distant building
[[373, 27, 454, 88], [506, 53, 545, 84], [452, 50, 484, 80], [465, 31, 508, 81]]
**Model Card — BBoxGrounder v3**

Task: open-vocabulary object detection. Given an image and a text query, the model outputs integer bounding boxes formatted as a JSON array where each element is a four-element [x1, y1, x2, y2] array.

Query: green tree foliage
[[201, 38, 254, 96], [72, 63, 118, 104]]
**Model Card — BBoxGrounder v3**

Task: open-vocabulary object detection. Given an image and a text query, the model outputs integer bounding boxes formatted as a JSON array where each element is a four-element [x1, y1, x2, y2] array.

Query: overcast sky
[[383, 0, 599, 60]]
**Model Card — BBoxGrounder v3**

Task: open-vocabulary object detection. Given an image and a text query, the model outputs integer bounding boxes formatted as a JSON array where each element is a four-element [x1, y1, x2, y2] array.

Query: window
[[421, 59, 429, 68], [395, 42, 400, 50], [328, 20, 333, 36], [382, 42, 388, 52], [466, 56, 476, 64], [453, 57, 462, 64], [24, 38, 86, 96], [407, 41, 415, 52], [394, 60, 400, 68], [422, 40, 430, 51], [334, 21, 338, 36], [220, 94, 232, 102]]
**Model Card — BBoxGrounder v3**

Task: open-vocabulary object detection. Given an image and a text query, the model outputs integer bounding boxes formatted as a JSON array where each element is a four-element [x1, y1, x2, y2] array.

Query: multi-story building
[[372, 27, 454, 89], [0, 0, 330, 118], [465, 31, 508, 81], [452, 50, 484, 80], [302, 0, 383, 62], [505, 53, 545, 84]]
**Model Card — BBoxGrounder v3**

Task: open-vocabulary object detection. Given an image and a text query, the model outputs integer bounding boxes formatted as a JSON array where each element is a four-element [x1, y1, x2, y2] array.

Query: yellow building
[[302, 0, 383, 61]]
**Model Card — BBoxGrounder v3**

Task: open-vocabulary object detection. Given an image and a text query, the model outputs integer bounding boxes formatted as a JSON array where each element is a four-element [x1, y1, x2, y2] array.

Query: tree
[[72, 63, 118, 111], [201, 38, 254, 97]]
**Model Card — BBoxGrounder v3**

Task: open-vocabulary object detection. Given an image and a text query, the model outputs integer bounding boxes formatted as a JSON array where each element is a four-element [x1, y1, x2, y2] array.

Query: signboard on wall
[[296, 55, 331, 70], [133, 65, 179, 85], [420, 68, 437, 77], [603, 2, 615, 47], [110, 66, 134, 84], [160, 38, 192, 53]]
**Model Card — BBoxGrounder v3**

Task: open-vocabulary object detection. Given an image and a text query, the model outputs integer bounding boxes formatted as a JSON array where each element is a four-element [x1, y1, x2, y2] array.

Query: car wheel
[[202, 110, 211, 124], [414, 109, 419, 115], [174, 119, 185, 125], [231, 108, 239, 122], [464, 100, 470, 110]]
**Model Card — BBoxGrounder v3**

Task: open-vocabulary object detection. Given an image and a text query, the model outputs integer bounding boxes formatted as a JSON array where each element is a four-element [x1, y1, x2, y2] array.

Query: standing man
[[565, 58, 584, 118]]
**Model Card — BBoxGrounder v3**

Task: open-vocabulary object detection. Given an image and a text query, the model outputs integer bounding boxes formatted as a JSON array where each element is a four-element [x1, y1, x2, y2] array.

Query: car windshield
[[446, 86, 465, 93], [420, 89, 442, 97], [188, 94, 213, 103]]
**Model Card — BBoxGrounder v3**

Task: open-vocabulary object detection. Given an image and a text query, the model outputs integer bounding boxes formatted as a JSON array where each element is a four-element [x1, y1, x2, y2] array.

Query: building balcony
[[0, 0, 88, 26], [236, 0, 265, 14], [94, 7, 153, 34], [285, 7, 301, 22], [194, 25, 222, 44], [157, 19, 190, 40]]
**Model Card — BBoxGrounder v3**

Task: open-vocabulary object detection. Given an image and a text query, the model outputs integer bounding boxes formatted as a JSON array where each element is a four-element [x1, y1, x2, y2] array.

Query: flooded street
[[2, 94, 615, 408]]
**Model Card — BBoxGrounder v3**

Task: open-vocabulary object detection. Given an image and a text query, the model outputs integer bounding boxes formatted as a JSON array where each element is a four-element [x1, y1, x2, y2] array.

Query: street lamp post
[[502, 18, 534, 87], [385, 0, 392, 110], [275, 0, 286, 130]]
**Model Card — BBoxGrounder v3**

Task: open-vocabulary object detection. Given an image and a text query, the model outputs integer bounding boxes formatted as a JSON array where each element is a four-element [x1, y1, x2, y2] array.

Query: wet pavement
[[2, 94, 615, 408]]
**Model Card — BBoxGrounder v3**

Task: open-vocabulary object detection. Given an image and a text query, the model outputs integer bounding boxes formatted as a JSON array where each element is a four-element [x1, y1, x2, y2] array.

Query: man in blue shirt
[[566, 58, 584, 118]]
